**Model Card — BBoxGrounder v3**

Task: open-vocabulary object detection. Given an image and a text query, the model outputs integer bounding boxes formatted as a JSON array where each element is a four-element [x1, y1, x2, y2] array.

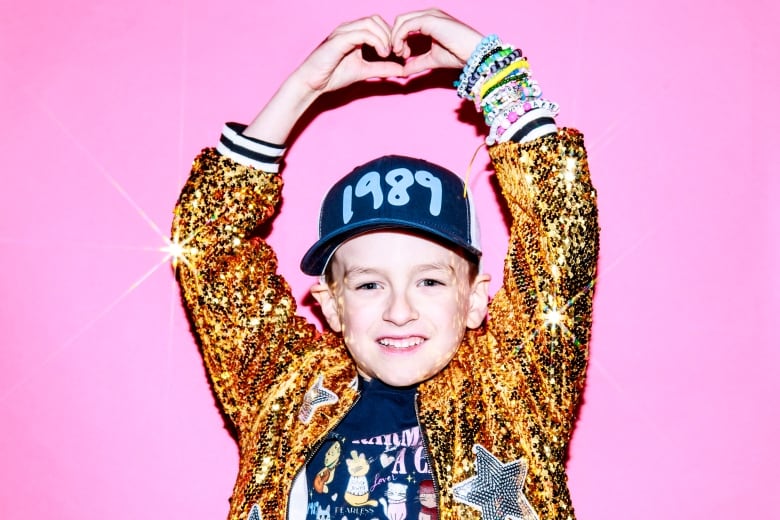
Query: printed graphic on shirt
[[344, 451, 378, 507], [315, 503, 331, 520], [378, 481, 407, 520], [314, 441, 342, 494], [417, 480, 437, 520], [307, 425, 436, 520]]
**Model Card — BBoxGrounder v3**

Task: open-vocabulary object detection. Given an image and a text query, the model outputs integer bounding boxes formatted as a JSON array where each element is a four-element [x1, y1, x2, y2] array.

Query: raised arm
[[477, 58, 598, 436], [382, 14, 597, 520], [489, 129, 598, 431], [390, 8, 598, 434], [171, 16, 404, 432], [245, 15, 405, 143]]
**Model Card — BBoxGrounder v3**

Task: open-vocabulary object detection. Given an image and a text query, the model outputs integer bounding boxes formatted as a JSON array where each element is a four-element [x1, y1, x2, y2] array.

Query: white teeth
[[378, 337, 424, 349]]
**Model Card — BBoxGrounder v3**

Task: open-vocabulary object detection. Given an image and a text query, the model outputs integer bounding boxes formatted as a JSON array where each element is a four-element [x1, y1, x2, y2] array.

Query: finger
[[392, 10, 481, 63], [390, 9, 446, 53], [391, 8, 445, 35], [347, 14, 393, 56], [400, 57, 433, 77], [400, 42, 468, 77], [327, 53, 404, 89], [319, 41, 404, 90], [359, 60, 406, 80], [331, 15, 392, 56], [326, 27, 392, 63], [400, 53, 443, 77], [332, 14, 390, 35], [368, 14, 393, 53]]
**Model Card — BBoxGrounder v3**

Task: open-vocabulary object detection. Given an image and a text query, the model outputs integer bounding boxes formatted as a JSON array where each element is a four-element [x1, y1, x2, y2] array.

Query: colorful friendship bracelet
[[482, 82, 537, 124], [464, 46, 516, 100], [479, 60, 531, 100], [478, 59, 529, 102], [485, 102, 560, 145], [457, 34, 560, 143], [477, 71, 537, 115], [467, 46, 515, 90], [455, 34, 502, 99], [483, 49, 524, 80]]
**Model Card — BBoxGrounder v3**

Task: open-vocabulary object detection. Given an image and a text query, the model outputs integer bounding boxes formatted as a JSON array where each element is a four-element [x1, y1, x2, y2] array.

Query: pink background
[[1, 0, 777, 518]]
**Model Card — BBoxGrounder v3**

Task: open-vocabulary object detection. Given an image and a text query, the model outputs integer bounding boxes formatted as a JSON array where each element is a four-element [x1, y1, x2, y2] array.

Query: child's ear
[[310, 282, 342, 333], [466, 273, 491, 329]]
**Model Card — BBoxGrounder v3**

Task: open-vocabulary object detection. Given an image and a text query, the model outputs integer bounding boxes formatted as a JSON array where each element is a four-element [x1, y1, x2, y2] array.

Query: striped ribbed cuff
[[215, 122, 286, 173], [503, 109, 557, 144]]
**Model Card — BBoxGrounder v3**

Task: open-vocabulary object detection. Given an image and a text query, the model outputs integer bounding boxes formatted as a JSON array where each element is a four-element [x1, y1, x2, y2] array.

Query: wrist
[[244, 72, 320, 144], [218, 123, 286, 172], [454, 34, 502, 99], [454, 37, 560, 145]]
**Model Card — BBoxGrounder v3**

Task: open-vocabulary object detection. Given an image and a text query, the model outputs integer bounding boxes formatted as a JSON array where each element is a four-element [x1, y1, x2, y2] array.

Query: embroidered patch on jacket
[[249, 503, 261, 520], [452, 444, 539, 520], [298, 374, 339, 424]]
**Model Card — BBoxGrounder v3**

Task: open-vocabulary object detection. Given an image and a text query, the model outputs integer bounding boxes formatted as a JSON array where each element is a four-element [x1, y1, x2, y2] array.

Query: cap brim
[[300, 219, 481, 276]]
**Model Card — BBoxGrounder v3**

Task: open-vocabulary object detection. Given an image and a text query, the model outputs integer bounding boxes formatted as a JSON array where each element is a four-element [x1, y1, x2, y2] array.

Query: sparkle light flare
[[161, 227, 204, 277], [39, 101, 175, 249], [512, 278, 596, 356], [542, 307, 564, 328], [0, 100, 205, 402], [160, 238, 186, 264]]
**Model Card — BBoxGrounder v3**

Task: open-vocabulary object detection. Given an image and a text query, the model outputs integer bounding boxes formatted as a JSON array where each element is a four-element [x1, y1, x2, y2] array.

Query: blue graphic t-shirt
[[305, 378, 439, 520]]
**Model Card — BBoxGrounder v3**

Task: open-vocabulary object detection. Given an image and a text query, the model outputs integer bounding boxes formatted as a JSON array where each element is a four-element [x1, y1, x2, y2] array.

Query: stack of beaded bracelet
[[455, 35, 559, 144], [455, 34, 502, 100]]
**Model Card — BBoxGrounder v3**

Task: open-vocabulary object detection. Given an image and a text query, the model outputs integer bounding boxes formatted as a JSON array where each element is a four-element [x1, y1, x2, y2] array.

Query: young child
[[172, 9, 599, 520]]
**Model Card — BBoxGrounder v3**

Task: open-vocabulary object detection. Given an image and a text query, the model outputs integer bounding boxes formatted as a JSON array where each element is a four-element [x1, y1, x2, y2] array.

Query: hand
[[390, 9, 483, 76], [246, 11, 484, 144], [293, 15, 405, 96], [245, 15, 403, 142]]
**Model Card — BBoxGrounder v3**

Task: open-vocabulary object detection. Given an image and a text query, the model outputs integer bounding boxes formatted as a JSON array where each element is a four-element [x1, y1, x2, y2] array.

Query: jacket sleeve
[[171, 131, 319, 434], [487, 128, 599, 437]]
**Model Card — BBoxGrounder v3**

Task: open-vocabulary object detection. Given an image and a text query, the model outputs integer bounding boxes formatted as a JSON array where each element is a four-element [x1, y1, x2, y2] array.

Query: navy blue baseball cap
[[301, 155, 482, 276]]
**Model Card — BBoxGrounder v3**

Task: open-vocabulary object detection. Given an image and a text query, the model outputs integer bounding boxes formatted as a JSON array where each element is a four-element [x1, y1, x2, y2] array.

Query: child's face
[[311, 231, 490, 387]]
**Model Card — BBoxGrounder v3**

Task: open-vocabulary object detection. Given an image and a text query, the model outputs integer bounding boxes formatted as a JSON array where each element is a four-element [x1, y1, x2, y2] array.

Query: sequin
[[452, 444, 538, 520], [172, 129, 599, 520]]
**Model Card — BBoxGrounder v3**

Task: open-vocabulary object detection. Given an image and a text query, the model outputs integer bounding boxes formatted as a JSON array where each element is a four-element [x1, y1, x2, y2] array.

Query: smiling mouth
[[377, 337, 425, 350]]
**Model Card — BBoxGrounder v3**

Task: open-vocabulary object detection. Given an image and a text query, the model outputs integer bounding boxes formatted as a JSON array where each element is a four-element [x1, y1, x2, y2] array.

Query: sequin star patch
[[298, 374, 338, 424], [452, 444, 539, 520], [248, 503, 261, 520]]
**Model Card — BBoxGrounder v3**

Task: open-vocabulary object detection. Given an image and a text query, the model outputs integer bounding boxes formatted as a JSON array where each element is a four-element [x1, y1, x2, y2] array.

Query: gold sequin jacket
[[172, 129, 598, 520]]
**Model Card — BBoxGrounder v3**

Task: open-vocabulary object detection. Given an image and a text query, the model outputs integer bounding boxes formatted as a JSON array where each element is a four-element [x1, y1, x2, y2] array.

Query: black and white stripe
[[216, 122, 286, 173], [503, 109, 557, 144]]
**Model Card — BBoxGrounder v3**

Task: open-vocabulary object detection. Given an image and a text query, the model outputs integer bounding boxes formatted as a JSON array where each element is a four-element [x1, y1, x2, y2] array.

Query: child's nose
[[382, 290, 419, 325]]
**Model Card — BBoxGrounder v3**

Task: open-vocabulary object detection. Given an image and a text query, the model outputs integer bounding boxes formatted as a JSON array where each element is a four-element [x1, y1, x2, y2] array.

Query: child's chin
[[375, 371, 431, 388]]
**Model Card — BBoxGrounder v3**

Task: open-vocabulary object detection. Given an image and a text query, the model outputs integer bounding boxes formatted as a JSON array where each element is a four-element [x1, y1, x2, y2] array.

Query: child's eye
[[356, 282, 380, 290], [419, 278, 444, 287]]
